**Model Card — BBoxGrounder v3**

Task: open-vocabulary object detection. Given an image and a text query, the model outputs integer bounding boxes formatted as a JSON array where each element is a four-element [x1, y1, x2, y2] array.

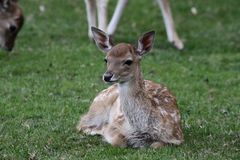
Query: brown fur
[[0, 0, 24, 51]]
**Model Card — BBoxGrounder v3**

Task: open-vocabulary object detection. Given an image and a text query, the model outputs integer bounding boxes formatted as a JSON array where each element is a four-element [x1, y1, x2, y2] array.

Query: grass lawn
[[0, 0, 239, 159]]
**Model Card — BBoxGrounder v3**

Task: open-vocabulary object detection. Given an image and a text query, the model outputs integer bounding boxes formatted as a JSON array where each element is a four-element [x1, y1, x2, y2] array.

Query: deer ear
[[136, 31, 155, 56], [91, 27, 113, 53]]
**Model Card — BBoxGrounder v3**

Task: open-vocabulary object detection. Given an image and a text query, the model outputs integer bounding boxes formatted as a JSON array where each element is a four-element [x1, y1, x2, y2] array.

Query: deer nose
[[103, 72, 113, 82], [9, 25, 17, 32]]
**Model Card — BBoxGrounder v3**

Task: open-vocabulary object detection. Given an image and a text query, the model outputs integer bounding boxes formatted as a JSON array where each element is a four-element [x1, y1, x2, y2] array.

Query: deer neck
[[117, 64, 150, 129], [118, 64, 144, 97]]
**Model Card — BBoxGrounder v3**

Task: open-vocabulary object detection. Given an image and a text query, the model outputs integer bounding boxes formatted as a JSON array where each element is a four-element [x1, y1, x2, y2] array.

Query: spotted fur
[[77, 28, 184, 148]]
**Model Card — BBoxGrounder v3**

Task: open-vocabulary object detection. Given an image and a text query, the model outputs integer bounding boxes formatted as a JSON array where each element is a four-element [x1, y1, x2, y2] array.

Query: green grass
[[0, 0, 239, 159]]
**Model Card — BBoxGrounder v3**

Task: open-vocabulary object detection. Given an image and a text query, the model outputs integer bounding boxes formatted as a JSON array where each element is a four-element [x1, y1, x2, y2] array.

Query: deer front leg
[[85, 0, 97, 39], [107, 0, 128, 35], [103, 114, 127, 147], [156, 0, 184, 50], [76, 101, 111, 135]]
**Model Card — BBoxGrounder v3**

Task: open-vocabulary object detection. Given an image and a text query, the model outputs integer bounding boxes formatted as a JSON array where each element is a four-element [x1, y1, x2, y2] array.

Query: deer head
[[91, 26, 155, 84], [0, 0, 24, 51]]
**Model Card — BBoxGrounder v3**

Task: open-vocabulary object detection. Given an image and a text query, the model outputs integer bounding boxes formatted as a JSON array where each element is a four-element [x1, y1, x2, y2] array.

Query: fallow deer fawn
[[0, 0, 24, 51], [77, 27, 183, 148], [85, 0, 184, 49]]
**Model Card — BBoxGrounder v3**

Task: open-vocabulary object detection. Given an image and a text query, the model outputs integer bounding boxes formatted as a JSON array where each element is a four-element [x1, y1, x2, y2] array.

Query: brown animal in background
[[77, 27, 184, 148], [0, 0, 24, 51]]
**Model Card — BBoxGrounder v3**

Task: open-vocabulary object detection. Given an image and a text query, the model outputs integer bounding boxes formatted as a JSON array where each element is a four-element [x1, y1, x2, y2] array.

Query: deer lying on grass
[[77, 27, 183, 148], [85, 0, 183, 49], [0, 0, 24, 51]]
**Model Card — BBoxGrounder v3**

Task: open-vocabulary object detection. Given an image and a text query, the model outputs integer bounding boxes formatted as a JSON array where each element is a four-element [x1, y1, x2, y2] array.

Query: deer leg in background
[[156, 0, 184, 49], [85, 0, 97, 39], [96, 0, 108, 32], [107, 0, 128, 35]]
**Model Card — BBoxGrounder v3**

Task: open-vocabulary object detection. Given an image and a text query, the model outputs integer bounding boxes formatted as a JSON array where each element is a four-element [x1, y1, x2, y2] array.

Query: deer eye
[[104, 58, 108, 63], [124, 60, 133, 66]]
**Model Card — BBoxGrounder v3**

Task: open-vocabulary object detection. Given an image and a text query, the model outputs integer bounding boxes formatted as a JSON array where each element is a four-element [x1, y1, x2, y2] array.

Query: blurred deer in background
[[84, 0, 183, 49], [0, 0, 24, 51], [77, 27, 184, 148]]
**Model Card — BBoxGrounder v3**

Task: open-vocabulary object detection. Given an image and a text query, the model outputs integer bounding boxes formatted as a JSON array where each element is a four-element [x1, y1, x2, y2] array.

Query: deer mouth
[[103, 76, 119, 83], [3, 46, 12, 51], [104, 78, 118, 84], [0, 43, 12, 51], [109, 79, 118, 83], [4, 41, 14, 51]]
